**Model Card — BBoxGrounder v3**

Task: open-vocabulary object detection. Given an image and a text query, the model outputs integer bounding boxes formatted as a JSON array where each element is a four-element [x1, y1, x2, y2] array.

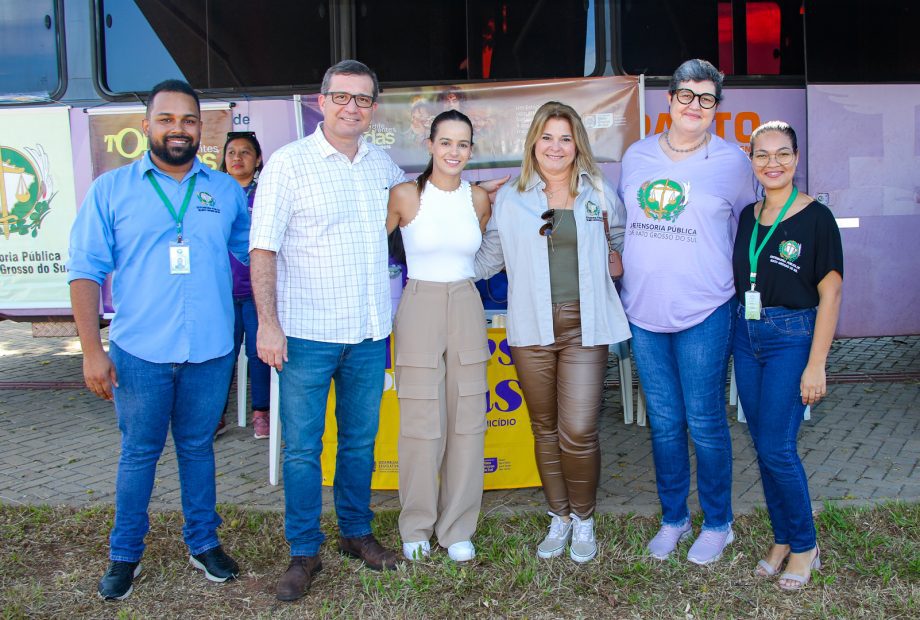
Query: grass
[[0, 502, 917, 619]]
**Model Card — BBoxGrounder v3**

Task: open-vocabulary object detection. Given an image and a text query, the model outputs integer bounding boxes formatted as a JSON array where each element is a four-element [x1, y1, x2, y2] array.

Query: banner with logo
[[87, 103, 232, 178], [0, 107, 78, 309], [301, 76, 640, 171], [321, 329, 541, 490]]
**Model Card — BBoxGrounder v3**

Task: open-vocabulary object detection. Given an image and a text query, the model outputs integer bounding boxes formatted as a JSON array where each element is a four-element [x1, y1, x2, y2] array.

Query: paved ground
[[0, 321, 917, 519]]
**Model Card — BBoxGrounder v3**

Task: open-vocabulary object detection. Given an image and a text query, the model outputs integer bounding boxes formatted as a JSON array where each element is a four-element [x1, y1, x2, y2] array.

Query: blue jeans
[[733, 305, 817, 552], [630, 300, 734, 530], [109, 342, 235, 562], [280, 336, 386, 557], [233, 296, 271, 411]]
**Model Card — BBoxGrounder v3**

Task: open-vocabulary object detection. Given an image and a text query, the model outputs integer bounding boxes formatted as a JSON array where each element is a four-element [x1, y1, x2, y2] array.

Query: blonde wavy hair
[[516, 101, 600, 195]]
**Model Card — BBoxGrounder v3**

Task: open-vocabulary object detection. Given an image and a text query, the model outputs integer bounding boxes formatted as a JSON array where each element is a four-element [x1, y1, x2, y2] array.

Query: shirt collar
[[313, 122, 369, 162], [522, 169, 594, 192], [138, 152, 210, 182]]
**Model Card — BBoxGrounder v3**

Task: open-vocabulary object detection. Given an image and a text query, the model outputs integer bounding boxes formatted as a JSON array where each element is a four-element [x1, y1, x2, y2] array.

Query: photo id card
[[169, 242, 191, 275], [744, 289, 762, 320]]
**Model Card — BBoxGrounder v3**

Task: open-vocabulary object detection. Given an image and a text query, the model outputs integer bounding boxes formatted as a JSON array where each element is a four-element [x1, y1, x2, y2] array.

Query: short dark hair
[[147, 79, 200, 115], [669, 59, 724, 101], [321, 60, 380, 99]]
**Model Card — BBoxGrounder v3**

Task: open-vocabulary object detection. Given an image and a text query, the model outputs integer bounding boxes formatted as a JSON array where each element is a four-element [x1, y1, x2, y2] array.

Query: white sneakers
[[402, 540, 431, 560], [402, 539, 475, 562], [537, 512, 573, 559], [537, 512, 597, 562], [447, 541, 475, 562], [568, 514, 597, 563]]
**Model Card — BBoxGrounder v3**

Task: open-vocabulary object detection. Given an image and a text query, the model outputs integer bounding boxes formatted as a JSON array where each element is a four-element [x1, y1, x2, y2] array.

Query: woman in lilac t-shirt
[[617, 59, 755, 565]]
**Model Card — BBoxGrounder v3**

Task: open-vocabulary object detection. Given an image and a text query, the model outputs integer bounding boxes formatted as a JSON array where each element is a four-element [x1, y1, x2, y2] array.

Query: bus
[[1, 0, 918, 337]]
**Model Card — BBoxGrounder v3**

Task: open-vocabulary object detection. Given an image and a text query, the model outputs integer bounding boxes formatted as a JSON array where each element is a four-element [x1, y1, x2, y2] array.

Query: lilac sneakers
[[648, 522, 735, 564], [647, 522, 693, 560], [686, 527, 735, 565]]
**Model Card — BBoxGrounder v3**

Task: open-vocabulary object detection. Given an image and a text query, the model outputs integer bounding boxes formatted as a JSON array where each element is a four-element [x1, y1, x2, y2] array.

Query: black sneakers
[[98, 560, 141, 600], [189, 546, 240, 582]]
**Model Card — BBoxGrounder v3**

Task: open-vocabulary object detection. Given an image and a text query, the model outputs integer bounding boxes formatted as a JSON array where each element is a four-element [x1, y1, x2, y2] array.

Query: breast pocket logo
[[778, 240, 801, 262], [638, 179, 689, 222], [196, 192, 220, 213], [585, 200, 602, 222]]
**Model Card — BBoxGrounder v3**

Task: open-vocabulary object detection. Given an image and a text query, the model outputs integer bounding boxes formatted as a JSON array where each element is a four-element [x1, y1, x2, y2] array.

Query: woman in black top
[[732, 121, 843, 591]]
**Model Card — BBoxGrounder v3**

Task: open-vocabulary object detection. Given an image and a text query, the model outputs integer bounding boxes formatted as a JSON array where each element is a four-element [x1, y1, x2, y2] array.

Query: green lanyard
[[748, 186, 797, 290], [146, 170, 197, 243]]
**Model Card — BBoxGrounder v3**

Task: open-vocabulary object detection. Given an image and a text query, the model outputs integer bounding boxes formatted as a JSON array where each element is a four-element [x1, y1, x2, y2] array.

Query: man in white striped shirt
[[250, 60, 404, 601]]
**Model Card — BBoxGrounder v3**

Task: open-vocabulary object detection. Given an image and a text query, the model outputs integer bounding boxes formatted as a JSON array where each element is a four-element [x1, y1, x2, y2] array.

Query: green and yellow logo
[[637, 178, 689, 222], [1, 145, 55, 240], [778, 239, 801, 262]]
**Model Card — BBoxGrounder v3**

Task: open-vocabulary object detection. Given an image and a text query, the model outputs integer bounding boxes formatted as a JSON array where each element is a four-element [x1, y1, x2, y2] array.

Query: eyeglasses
[[751, 149, 796, 167], [672, 88, 719, 109], [227, 131, 256, 139], [324, 91, 376, 108], [539, 209, 555, 237]]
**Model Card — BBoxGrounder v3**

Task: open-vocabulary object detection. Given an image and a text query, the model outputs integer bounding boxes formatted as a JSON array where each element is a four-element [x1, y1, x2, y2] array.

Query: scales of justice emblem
[[0, 144, 56, 240], [637, 178, 690, 222]]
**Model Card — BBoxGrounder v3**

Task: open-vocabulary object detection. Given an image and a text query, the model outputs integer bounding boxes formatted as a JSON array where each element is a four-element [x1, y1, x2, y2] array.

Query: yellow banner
[[321, 328, 541, 490], [0, 107, 78, 309]]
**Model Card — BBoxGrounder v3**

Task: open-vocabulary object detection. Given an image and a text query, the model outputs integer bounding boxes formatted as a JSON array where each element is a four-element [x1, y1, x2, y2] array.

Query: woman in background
[[217, 131, 271, 440]]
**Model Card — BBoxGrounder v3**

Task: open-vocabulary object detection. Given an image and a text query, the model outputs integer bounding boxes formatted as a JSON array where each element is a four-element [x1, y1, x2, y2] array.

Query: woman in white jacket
[[475, 101, 630, 564]]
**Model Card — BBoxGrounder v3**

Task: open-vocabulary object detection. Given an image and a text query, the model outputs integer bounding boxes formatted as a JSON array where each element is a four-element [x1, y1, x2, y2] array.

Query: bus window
[[355, 0, 599, 83], [98, 0, 331, 94], [619, 0, 803, 78], [0, 0, 62, 100], [805, 0, 920, 83]]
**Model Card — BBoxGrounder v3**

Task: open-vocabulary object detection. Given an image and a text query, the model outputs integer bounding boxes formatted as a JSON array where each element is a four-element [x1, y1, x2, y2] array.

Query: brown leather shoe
[[276, 555, 322, 601], [338, 534, 401, 571]]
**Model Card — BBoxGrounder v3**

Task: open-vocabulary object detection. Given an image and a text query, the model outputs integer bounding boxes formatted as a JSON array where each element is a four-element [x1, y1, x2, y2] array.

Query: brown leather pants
[[511, 302, 608, 518]]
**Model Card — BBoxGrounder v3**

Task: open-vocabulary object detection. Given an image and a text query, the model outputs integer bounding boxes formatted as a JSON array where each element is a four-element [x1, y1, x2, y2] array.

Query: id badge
[[744, 289, 761, 320], [169, 242, 191, 275]]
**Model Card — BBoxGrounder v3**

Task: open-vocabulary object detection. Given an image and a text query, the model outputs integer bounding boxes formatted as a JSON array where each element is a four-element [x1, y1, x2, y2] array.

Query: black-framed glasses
[[672, 88, 719, 109], [226, 131, 256, 140], [751, 149, 796, 167], [539, 209, 555, 237], [324, 91, 376, 108]]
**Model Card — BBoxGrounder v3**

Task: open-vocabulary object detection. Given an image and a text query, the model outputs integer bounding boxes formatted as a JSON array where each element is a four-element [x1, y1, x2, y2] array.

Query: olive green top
[[547, 209, 580, 303]]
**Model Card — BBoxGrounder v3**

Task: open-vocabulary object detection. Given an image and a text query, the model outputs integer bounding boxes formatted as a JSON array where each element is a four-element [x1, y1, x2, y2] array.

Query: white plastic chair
[[269, 368, 282, 485], [610, 341, 634, 424], [236, 347, 248, 428], [610, 341, 646, 426]]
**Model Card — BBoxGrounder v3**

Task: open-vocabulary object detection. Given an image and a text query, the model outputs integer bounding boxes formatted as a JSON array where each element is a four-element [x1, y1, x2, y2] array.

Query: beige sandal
[[778, 546, 821, 591]]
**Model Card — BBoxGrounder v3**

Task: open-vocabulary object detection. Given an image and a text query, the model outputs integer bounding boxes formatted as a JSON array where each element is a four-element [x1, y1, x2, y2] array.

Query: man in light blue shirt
[[68, 80, 250, 601]]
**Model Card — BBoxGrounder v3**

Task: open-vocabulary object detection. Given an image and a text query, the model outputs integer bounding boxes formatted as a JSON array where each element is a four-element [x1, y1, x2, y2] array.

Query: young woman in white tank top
[[385, 110, 491, 563]]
